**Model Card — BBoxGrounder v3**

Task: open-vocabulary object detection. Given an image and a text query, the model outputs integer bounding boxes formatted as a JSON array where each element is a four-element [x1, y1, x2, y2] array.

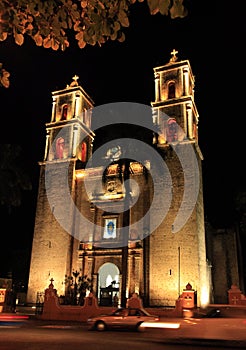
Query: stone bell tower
[[149, 49, 209, 307], [27, 76, 95, 303]]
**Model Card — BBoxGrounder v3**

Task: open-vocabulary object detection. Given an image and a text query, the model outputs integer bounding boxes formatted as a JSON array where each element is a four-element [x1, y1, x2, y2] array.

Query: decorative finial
[[169, 49, 178, 62], [49, 277, 54, 289], [70, 75, 79, 87]]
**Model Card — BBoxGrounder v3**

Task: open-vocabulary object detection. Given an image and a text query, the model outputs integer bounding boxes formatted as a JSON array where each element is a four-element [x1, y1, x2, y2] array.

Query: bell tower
[[27, 76, 95, 303], [44, 75, 94, 164], [152, 49, 198, 145], [149, 50, 209, 307]]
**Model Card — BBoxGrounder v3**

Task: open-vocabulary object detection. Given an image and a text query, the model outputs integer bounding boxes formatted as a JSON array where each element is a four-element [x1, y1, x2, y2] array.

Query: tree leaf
[[159, 0, 170, 16], [78, 38, 86, 48], [33, 33, 43, 46], [118, 31, 125, 43], [118, 10, 129, 27], [0, 68, 10, 88], [170, 0, 187, 19], [81, 0, 88, 9], [110, 30, 117, 40], [14, 32, 24, 46], [0, 32, 8, 41], [147, 0, 160, 15], [113, 21, 121, 31], [51, 38, 59, 50], [75, 31, 84, 40], [43, 37, 52, 48]]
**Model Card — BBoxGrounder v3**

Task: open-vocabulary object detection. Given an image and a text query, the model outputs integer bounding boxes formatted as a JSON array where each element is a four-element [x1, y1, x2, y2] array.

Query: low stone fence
[[228, 284, 246, 306], [36, 281, 246, 322], [38, 281, 111, 322], [37, 282, 182, 321]]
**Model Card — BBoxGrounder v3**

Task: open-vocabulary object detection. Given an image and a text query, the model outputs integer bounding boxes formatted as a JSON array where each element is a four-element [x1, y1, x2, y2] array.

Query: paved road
[[156, 316, 246, 348], [1, 313, 246, 348]]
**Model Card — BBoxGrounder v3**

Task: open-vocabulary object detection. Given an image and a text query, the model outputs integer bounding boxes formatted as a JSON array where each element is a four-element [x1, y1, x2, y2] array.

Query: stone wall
[[38, 282, 183, 321]]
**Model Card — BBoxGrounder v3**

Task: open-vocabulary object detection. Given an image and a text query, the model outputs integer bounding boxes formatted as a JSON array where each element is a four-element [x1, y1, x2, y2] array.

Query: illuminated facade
[[27, 51, 210, 307]]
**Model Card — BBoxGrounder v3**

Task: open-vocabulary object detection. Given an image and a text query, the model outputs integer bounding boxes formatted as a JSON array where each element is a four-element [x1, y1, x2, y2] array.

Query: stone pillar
[[74, 93, 80, 117], [86, 255, 94, 277], [182, 104, 188, 137], [183, 67, 189, 96], [118, 274, 122, 305], [134, 255, 141, 295], [129, 254, 135, 295], [154, 72, 160, 101], [186, 103, 193, 139], [72, 125, 78, 157], [44, 131, 50, 161], [51, 97, 56, 122], [92, 274, 98, 297]]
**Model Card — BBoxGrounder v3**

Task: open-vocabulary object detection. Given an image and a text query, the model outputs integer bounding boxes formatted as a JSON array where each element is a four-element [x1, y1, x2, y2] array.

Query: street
[[0, 314, 246, 349]]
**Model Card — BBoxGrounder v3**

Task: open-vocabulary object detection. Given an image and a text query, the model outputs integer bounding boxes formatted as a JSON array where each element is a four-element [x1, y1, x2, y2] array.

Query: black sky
[[0, 2, 244, 280]]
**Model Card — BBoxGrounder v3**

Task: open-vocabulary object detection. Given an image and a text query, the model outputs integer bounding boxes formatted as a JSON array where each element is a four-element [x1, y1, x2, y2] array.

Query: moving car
[[87, 307, 160, 331]]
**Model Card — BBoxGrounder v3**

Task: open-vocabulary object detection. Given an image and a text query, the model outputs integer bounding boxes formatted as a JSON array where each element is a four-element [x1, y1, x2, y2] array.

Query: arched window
[[81, 142, 87, 162], [61, 104, 68, 120], [55, 137, 65, 159], [168, 82, 176, 99], [166, 118, 178, 142]]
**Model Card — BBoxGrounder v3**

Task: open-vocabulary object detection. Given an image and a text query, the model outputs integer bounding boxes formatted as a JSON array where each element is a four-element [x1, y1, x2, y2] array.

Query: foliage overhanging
[[0, 0, 187, 87]]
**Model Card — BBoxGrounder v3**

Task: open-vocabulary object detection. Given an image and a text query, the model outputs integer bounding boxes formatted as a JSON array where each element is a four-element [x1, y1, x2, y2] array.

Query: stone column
[[154, 72, 160, 101], [44, 130, 50, 161], [51, 97, 56, 122], [186, 103, 193, 139], [129, 254, 135, 295], [72, 125, 78, 157], [87, 255, 94, 277], [183, 67, 189, 96], [182, 104, 188, 137], [92, 274, 98, 297], [134, 255, 141, 295], [74, 93, 80, 118]]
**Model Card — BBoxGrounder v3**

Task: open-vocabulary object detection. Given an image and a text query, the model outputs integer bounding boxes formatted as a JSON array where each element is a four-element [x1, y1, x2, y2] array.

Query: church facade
[[27, 51, 211, 307]]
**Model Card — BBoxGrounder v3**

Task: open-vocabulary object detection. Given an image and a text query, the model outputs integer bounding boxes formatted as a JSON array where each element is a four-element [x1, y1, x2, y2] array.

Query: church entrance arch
[[98, 263, 120, 306]]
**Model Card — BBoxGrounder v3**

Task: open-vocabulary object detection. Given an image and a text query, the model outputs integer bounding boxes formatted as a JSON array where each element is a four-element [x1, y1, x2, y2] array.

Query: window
[[61, 104, 68, 120], [168, 82, 176, 99], [166, 118, 178, 142], [55, 137, 65, 159]]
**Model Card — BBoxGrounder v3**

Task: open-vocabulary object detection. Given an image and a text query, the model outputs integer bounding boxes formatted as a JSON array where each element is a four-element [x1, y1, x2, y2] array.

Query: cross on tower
[[170, 49, 178, 62], [48, 277, 54, 289], [72, 75, 79, 83], [70, 75, 79, 87]]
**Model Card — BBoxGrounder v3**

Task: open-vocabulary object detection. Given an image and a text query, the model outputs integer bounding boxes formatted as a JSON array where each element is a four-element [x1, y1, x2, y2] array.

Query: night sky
[[0, 2, 244, 283]]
